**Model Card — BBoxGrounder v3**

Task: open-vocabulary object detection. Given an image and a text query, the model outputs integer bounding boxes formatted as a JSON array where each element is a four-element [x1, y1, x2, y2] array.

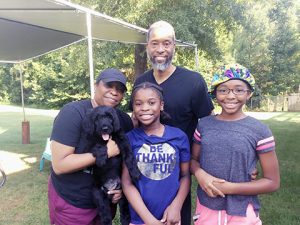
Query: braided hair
[[131, 82, 171, 124]]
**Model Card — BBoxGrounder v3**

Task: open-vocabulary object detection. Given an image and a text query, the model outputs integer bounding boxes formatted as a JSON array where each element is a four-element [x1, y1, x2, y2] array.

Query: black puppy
[[82, 106, 140, 225]]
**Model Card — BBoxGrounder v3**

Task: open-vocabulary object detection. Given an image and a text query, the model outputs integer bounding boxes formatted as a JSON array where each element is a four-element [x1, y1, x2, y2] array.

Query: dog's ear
[[108, 107, 121, 132], [82, 108, 97, 135]]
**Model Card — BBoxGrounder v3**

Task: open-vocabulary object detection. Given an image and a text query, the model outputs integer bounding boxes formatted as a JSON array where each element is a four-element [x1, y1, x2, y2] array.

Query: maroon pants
[[48, 177, 101, 225]]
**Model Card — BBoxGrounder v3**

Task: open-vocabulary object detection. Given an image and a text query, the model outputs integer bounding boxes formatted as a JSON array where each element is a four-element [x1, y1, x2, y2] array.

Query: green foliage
[[127, 0, 246, 60], [0, 66, 10, 101], [231, 0, 300, 96], [0, 0, 299, 109], [266, 0, 300, 95], [0, 65, 20, 103]]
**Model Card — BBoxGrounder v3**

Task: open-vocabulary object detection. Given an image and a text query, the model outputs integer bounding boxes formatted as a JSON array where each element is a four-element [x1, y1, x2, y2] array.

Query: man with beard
[[133, 21, 214, 225]]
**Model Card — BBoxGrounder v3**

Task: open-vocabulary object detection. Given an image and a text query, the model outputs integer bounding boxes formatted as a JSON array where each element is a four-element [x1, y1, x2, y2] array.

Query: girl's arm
[[190, 142, 225, 197], [214, 151, 280, 195], [161, 162, 190, 224], [121, 163, 163, 225]]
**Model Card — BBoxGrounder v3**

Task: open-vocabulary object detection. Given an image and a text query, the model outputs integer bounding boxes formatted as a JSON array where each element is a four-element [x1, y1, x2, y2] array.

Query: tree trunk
[[134, 44, 147, 81]]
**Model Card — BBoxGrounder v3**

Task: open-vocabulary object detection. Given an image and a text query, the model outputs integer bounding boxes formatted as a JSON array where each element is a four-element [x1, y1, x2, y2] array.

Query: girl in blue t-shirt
[[190, 64, 280, 225], [122, 82, 190, 225]]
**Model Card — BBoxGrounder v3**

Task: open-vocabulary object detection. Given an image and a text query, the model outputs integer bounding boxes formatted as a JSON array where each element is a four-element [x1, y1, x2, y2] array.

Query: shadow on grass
[[0, 155, 52, 224]]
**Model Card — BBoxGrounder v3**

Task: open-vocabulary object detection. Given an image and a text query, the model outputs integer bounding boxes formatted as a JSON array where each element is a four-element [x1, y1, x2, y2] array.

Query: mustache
[[147, 51, 174, 72]]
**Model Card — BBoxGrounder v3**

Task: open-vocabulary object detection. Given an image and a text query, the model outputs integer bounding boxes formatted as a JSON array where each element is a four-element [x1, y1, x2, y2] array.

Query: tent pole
[[195, 45, 199, 68], [19, 64, 30, 144], [86, 12, 95, 98], [19, 64, 26, 121]]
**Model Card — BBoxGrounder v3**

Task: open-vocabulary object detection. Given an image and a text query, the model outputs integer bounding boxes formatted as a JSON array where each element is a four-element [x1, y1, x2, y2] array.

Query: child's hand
[[213, 181, 234, 195], [106, 138, 120, 158], [161, 205, 181, 225], [251, 168, 259, 180], [146, 218, 165, 225], [196, 169, 226, 197]]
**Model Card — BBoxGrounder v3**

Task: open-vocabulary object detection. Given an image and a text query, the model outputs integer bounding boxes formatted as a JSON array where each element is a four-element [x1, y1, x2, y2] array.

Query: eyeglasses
[[149, 41, 174, 50], [216, 88, 250, 95]]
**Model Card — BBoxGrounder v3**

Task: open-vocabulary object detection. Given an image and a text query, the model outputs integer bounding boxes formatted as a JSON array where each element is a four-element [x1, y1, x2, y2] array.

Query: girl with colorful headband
[[191, 64, 280, 225]]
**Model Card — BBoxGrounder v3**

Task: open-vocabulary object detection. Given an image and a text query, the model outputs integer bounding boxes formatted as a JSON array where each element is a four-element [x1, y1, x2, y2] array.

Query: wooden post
[[22, 121, 30, 144]]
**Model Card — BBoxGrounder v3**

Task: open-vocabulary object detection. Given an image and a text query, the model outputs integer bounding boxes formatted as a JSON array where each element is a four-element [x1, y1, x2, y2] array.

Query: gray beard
[[147, 52, 174, 72], [152, 60, 172, 71]]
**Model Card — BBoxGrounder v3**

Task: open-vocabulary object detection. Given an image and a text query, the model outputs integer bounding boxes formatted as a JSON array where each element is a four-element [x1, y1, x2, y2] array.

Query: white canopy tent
[[0, 0, 196, 94], [0, 0, 151, 96], [0, 0, 197, 144], [0, 0, 196, 143], [0, 0, 151, 63]]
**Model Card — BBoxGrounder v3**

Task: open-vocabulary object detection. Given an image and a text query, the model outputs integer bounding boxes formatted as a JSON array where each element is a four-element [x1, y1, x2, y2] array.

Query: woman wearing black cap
[[48, 68, 133, 225]]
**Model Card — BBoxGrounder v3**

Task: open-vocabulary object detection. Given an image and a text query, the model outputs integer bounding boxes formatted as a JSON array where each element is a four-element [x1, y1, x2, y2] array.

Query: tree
[[230, 0, 300, 96], [128, 0, 248, 78], [0, 64, 18, 103], [266, 0, 300, 95], [230, 1, 272, 98], [1, 0, 299, 109], [76, 0, 248, 79]]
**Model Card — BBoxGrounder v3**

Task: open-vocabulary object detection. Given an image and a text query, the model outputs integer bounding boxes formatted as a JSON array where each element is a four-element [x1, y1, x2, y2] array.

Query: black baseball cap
[[96, 68, 127, 90]]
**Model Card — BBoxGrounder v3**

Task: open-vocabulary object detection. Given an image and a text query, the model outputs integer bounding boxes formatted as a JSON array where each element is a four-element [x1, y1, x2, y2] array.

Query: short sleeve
[[256, 125, 275, 154], [193, 121, 201, 144], [51, 104, 83, 147]]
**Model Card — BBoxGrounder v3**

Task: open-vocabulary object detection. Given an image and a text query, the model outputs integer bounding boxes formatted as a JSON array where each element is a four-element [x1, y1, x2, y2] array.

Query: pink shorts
[[48, 177, 101, 225], [194, 198, 262, 225]]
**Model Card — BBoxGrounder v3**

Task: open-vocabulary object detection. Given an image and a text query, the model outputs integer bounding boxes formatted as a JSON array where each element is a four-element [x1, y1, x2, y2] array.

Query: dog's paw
[[125, 159, 141, 181], [91, 145, 108, 167]]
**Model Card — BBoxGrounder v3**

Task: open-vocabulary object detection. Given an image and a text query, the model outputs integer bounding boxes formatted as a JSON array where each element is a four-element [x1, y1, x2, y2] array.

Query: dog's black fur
[[82, 106, 140, 225]]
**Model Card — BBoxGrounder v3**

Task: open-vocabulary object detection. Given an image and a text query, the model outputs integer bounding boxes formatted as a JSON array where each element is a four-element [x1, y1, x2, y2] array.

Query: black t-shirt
[[134, 66, 214, 144], [50, 99, 133, 208]]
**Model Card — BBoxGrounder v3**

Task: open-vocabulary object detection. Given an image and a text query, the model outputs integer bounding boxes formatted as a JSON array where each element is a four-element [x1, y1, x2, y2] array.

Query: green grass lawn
[[257, 113, 300, 225], [0, 109, 299, 225], [0, 112, 53, 225]]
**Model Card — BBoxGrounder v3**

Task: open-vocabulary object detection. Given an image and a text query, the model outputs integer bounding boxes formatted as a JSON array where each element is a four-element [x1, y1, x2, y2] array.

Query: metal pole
[[86, 12, 95, 98], [19, 64, 30, 144], [19, 65, 26, 121], [0, 162, 6, 188], [195, 45, 199, 68]]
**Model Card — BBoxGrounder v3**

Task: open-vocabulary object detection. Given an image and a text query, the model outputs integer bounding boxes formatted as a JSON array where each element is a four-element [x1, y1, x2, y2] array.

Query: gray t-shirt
[[193, 115, 275, 216]]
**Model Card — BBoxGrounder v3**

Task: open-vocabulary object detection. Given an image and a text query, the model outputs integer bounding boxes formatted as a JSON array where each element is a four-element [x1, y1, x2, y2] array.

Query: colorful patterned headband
[[210, 64, 255, 93]]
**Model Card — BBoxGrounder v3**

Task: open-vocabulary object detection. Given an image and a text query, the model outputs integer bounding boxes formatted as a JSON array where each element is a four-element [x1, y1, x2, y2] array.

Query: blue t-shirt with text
[[127, 125, 190, 224]]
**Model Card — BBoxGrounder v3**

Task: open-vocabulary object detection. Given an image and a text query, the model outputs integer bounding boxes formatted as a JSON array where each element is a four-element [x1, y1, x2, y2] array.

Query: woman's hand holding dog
[[107, 138, 120, 158], [107, 189, 122, 204]]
